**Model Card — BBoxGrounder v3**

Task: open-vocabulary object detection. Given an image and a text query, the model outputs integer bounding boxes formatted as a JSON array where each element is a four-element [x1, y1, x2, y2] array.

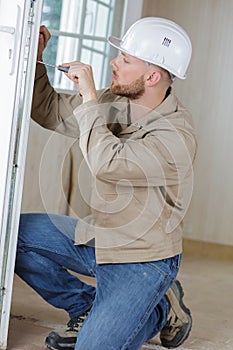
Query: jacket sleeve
[[74, 102, 196, 187], [31, 64, 82, 138]]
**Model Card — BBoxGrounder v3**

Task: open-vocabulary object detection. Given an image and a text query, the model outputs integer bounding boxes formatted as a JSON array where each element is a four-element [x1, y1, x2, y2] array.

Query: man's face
[[110, 52, 148, 100]]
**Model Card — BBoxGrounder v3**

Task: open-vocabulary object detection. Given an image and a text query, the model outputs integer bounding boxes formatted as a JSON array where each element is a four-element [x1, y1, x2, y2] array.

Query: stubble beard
[[110, 74, 145, 100]]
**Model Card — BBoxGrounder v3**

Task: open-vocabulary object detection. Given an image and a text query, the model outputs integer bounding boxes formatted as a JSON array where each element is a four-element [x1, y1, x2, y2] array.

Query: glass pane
[[84, 1, 113, 37], [42, 0, 62, 30], [42, 36, 59, 84], [91, 51, 105, 88], [83, 39, 106, 53], [80, 49, 105, 88], [93, 41, 105, 51], [99, 0, 112, 4], [54, 36, 80, 90], [82, 39, 107, 69], [56, 36, 80, 62], [81, 48, 92, 62], [41, 0, 63, 83], [40, 0, 123, 90], [59, 0, 83, 34], [95, 4, 110, 36], [84, 1, 96, 36]]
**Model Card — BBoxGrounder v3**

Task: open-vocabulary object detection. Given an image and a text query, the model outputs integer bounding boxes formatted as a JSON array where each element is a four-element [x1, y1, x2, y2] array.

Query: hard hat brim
[[108, 36, 122, 51]]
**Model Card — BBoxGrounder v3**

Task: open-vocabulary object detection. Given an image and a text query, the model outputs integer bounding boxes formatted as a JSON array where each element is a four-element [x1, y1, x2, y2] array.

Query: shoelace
[[165, 313, 180, 332], [67, 311, 90, 332]]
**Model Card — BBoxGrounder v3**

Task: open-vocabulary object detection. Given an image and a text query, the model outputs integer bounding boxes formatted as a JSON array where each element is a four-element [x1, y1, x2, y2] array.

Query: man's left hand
[[61, 61, 98, 103]]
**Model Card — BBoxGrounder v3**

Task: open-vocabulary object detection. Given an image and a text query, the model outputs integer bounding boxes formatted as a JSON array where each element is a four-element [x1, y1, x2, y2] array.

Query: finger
[[60, 62, 71, 68], [39, 25, 51, 46], [69, 70, 79, 81], [39, 25, 51, 37], [37, 33, 46, 60]]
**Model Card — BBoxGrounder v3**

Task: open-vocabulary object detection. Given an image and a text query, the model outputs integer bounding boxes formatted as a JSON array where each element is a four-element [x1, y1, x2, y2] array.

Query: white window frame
[[0, 1, 43, 348]]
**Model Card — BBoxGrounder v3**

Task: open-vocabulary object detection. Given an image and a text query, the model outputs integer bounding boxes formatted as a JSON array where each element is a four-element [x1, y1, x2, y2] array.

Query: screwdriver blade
[[37, 60, 69, 73]]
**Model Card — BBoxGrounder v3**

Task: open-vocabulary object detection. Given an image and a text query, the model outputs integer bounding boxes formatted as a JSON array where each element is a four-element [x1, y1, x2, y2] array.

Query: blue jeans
[[16, 213, 181, 350]]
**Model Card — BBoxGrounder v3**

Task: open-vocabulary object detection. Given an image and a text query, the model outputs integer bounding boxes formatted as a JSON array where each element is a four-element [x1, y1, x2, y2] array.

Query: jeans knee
[[18, 213, 33, 243]]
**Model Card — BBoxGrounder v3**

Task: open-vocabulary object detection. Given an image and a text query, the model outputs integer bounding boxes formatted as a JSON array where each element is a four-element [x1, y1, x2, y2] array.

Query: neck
[[129, 88, 168, 123]]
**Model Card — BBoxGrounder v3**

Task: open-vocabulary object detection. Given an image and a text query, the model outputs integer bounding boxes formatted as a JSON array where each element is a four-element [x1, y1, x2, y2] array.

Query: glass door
[[0, 1, 44, 348]]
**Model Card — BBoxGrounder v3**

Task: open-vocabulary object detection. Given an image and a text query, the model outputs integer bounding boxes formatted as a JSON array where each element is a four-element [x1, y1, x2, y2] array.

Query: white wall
[[143, 0, 233, 246]]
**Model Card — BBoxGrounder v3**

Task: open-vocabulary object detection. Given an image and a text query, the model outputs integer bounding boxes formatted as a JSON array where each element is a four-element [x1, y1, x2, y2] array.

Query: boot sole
[[160, 280, 192, 348], [45, 331, 76, 350]]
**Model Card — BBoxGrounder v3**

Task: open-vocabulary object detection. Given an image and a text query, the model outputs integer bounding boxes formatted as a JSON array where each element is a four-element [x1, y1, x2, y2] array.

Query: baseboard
[[183, 238, 233, 261]]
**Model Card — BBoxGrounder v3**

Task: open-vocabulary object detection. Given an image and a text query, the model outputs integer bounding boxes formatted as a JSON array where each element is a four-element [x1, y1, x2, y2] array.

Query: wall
[[21, 121, 91, 219], [142, 0, 233, 246]]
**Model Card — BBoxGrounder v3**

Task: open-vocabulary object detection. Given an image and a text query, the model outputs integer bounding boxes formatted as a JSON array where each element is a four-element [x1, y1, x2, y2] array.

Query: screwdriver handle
[[58, 65, 69, 73]]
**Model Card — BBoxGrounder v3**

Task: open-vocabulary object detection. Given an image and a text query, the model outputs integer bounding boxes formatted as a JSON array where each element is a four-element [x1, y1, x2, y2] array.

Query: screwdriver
[[37, 60, 82, 96], [37, 60, 69, 72]]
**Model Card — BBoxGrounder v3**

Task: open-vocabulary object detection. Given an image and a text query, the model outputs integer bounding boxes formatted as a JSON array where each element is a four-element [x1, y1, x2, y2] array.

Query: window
[[41, 0, 125, 91]]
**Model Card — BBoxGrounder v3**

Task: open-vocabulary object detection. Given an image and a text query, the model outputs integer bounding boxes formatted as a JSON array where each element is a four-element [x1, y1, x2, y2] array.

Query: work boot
[[160, 280, 192, 348], [45, 310, 90, 350]]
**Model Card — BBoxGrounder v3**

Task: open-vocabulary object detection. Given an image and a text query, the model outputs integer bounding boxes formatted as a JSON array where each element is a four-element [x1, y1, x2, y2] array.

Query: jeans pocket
[[146, 260, 171, 279], [147, 255, 182, 283]]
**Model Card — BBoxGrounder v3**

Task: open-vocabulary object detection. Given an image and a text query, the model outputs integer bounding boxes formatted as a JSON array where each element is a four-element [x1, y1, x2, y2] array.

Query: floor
[[6, 256, 233, 350]]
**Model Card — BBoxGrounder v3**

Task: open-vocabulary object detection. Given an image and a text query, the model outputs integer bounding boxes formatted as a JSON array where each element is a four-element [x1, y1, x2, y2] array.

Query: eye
[[123, 57, 130, 63], [120, 53, 130, 63]]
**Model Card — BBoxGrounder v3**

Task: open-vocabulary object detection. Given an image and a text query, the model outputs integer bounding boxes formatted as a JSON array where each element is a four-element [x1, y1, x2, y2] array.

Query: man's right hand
[[37, 25, 51, 61]]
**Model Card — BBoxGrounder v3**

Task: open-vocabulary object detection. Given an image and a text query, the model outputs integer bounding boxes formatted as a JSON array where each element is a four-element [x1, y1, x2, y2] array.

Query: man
[[16, 17, 196, 350]]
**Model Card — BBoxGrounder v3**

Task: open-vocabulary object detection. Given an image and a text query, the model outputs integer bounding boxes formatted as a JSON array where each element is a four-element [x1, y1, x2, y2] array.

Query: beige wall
[[22, 0, 233, 247], [21, 121, 91, 219], [143, 0, 233, 246]]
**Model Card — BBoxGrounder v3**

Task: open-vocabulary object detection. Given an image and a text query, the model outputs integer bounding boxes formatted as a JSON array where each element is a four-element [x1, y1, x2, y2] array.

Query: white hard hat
[[108, 17, 192, 79]]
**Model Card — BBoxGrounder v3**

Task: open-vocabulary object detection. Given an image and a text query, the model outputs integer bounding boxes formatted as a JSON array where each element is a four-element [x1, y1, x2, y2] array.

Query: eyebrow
[[121, 52, 135, 63], [121, 51, 141, 63], [121, 52, 130, 58]]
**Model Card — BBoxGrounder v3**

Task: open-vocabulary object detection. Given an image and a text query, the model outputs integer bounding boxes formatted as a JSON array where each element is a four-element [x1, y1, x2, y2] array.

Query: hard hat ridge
[[108, 17, 192, 80]]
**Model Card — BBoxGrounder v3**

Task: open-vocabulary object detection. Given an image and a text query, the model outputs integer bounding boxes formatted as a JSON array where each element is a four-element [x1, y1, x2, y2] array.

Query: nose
[[110, 56, 118, 70]]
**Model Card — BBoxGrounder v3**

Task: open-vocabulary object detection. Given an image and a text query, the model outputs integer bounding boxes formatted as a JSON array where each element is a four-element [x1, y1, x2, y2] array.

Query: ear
[[145, 70, 161, 86]]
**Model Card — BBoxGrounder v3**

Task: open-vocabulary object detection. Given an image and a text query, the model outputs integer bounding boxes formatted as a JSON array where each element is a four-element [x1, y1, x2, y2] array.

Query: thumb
[[37, 33, 46, 60]]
